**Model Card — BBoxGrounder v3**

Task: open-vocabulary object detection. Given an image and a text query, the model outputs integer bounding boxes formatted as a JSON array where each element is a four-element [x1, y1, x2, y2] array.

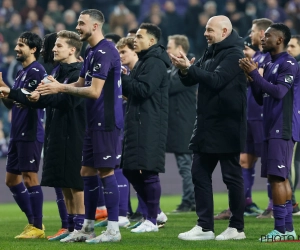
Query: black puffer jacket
[[179, 30, 247, 153], [121, 44, 171, 173], [9, 62, 86, 190]]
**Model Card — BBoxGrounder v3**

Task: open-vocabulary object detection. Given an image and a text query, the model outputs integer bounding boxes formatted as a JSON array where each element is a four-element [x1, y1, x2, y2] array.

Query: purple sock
[[285, 200, 294, 232], [115, 168, 129, 217], [273, 204, 287, 234], [83, 176, 99, 220], [67, 214, 75, 232], [137, 194, 148, 218], [102, 175, 119, 221], [242, 168, 254, 206], [74, 214, 84, 230], [97, 176, 105, 207], [28, 185, 43, 230], [54, 187, 68, 229], [144, 174, 161, 225], [267, 183, 273, 210], [9, 182, 34, 224]]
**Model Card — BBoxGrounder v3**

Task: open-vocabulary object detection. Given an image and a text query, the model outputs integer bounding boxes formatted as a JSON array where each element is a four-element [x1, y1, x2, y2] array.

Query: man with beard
[[0, 30, 86, 242], [240, 23, 300, 241], [0, 31, 46, 238], [36, 9, 123, 243]]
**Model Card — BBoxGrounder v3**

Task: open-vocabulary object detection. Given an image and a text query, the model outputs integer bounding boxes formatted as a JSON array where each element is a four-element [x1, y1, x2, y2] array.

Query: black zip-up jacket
[[179, 30, 247, 153], [121, 44, 171, 173]]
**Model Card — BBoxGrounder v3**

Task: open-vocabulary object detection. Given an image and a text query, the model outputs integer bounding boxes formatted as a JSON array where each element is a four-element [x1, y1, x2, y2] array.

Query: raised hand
[[37, 76, 63, 95]]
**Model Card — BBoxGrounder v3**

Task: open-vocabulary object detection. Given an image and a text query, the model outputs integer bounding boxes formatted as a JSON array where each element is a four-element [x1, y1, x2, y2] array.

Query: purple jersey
[[252, 52, 300, 141], [247, 51, 271, 121], [10, 61, 45, 142], [80, 39, 123, 131]]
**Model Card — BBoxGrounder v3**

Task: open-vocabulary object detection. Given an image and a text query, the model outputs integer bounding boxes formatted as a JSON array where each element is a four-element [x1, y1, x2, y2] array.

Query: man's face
[[261, 27, 281, 53], [243, 45, 256, 59], [118, 45, 136, 66], [287, 38, 300, 58], [14, 38, 32, 62], [204, 19, 223, 46], [52, 37, 74, 63], [167, 39, 179, 57], [134, 29, 152, 52], [76, 14, 93, 41], [249, 24, 262, 47]]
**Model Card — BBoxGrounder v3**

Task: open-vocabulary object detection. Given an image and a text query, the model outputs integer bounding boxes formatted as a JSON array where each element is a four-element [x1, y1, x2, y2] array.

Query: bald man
[[170, 15, 247, 240]]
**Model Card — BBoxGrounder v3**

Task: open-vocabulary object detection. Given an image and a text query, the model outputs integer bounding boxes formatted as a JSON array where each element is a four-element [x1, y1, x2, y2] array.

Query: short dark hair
[[291, 35, 300, 46], [270, 23, 291, 47], [252, 18, 273, 31], [104, 33, 121, 44], [80, 9, 105, 24], [42, 32, 57, 64], [57, 30, 83, 57], [139, 23, 161, 41], [128, 28, 138, 34], [19, 31, 43, 60]]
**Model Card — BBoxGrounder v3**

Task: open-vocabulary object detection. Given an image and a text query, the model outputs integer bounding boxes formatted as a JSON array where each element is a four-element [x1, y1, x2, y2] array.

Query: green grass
[[1, 191, 300, 249]]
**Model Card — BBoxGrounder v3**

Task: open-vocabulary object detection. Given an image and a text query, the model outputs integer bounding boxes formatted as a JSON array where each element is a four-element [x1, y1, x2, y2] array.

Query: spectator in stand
[[143, 3, 166, 24], [4, 13, 23, 50], [164, 1, 183, 39], [19, 0, 44, 23], [195, 13, 210, 59], [70, 1, 84, 19], [265, 0, 287, 23], [42, 14, 56, 35], [25, 10, 44, 37], [109, 2, 131, 34], [63, 9, 77, 31], [55, 22, 66, 33], [203, 0, 217, 17], [0, 0, 16, 23], [45, 0, 63, 23], [244, 3, 258, 30], [223, 0, 248, 37], [184, 0, 203, 55]]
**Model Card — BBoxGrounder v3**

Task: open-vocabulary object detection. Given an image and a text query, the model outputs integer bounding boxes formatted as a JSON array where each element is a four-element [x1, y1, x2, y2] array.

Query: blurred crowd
[[0, 0, 299, 157]]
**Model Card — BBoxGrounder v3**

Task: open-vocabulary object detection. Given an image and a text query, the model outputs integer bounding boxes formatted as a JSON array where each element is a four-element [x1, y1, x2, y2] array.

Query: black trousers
[[192, 152, 244, 232]]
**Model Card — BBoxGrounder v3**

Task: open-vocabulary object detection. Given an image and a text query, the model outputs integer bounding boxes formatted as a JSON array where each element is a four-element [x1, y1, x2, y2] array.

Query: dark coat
[[9, 62, 86, 190], [121, 44, 171, 173], [179, 30, 247, 153], [166, 65, 197, 154]]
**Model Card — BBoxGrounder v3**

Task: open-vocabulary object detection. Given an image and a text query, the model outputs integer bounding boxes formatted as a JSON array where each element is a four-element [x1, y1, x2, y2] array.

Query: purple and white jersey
[[10, 61, 45, 142], [261, 52, 300, 141], [247, 51, 271, 121], [80, 39, 123, 131]]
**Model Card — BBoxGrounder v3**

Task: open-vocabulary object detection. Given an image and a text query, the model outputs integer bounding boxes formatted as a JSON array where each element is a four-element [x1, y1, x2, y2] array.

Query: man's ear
[[222, 27, 228, 37]]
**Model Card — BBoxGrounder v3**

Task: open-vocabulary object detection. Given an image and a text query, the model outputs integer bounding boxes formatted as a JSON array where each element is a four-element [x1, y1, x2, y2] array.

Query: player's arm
[[248, 70, 289, 100], [36, 76, 103, 99]]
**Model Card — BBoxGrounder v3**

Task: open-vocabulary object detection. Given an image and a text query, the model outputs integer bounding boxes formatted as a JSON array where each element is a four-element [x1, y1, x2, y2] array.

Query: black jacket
[[179, 30, 247, 153], [166, 65, 197, 154], [121, 44, 171, 173], [9, 62, 86, 190]]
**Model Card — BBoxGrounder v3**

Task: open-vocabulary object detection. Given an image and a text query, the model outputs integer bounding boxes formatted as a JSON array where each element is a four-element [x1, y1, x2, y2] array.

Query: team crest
[[93, 63, 101, 72], [284, 74, 294, 85], [272, 64, 279, 74]]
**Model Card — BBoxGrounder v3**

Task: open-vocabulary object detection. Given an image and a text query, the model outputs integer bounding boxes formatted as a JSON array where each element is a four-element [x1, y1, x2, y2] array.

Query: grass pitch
[[1, 191, 300, 250]]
